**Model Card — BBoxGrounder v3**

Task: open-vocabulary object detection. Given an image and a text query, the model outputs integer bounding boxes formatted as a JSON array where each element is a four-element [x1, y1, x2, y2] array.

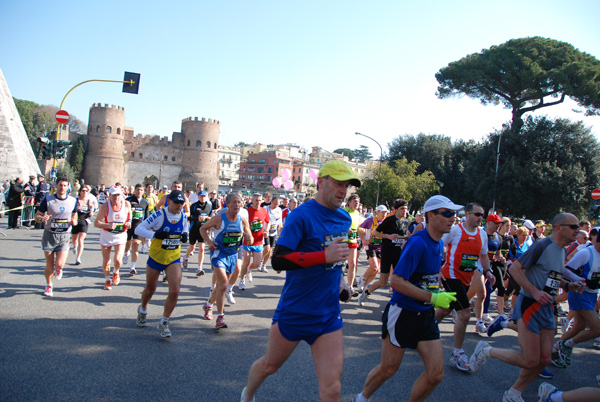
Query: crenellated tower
[[83, 103, 125, 186], [179, 117, 220, 191]]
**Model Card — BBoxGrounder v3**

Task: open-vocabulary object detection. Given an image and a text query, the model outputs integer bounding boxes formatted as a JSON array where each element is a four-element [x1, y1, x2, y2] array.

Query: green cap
[[318, 160, 361, 187]]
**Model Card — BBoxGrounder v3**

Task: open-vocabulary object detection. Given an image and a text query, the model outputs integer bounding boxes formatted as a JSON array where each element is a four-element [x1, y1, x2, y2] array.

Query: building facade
[[82, 103, 220, 191]]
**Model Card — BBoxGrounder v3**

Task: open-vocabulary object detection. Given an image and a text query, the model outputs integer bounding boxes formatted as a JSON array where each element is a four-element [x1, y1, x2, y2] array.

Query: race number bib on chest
[[250, 220, 263, 233], [50, 219, 69, 232], [110, 224, 124, 234], [459, 254, 478, 272], [324, 233, 348, 270], [161, 235, 181, 250], [223, 232, 243, 247], [132, 208, 144, 220], [543, 270, 562, 296], [392, 236, 406, 246]]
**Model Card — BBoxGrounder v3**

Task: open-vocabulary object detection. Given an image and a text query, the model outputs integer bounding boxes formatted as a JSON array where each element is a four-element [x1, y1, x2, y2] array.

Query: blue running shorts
[[273, 310, 343, 345]]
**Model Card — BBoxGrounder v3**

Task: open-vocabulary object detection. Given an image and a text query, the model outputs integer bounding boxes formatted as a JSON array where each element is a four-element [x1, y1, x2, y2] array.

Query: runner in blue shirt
[[241, 160, 360, 402], [354, 195, 461, 402]]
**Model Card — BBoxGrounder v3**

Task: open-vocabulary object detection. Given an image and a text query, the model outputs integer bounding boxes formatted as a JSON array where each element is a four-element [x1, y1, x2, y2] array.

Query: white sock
[[227, 284, 232, 292], [355, 393, 369, 402], [206, 302, 213, 307], [549, 391, 564, 402], [160, 316, 169, 324], [507, 387, 521, 398], [453, 348, 465, 355], [500, 320, 508, 329], [139, 305, 147, 314], [130, 262, 136, 269], [105, 275, 110, 280], [564, 339, 575, 348], [210, 284, 216, 291]]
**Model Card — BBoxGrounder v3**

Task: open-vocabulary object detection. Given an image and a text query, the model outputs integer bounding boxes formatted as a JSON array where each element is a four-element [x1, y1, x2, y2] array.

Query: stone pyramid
[[0, 68, 41, 180]]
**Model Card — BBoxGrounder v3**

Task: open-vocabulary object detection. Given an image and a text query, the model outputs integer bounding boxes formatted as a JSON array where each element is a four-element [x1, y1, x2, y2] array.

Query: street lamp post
[[492, 130, 504, 213], [355, 132, 382, 206]]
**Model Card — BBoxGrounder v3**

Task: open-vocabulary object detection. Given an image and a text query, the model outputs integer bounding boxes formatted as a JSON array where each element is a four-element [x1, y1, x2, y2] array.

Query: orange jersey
[[441, 223, 486, 286]]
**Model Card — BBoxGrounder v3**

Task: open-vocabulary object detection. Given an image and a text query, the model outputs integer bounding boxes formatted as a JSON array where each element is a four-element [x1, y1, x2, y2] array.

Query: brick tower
[[83, 103, 125, 186], [179, 117, 220, 192]]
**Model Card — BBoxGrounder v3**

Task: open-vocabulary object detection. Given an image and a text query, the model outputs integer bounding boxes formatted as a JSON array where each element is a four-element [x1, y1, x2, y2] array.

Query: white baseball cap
[[422, 195, 463, 214], [375, 205, 388, 212], [523, 219, 536, 230], [108, 186, 122, 195]]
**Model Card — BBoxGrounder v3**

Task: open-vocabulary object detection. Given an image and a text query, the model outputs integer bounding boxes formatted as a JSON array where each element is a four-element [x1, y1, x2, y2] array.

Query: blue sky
[[1, 0, 599, 158]]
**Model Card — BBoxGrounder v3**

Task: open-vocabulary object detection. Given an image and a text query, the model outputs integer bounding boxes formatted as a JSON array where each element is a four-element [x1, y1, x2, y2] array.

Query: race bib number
[[348, 230, 358, 243], [79, 204, 89, 213], [392, 236, 406, 246], [200, 213, 209, 223], [50, 219, 69, 232], [269, 223, 278, 234], [161, 235, 181, 250], [459, 254, 479, 272], [223, 231, 243, 247], [250, 220, 263, 233], [543, 270, 562, 296], [419, 273, 440, 292], [587, 271, 600, 290], [324, 233, 348, 270], [110, 224, 124, 234], [132, 208, 144, 220]]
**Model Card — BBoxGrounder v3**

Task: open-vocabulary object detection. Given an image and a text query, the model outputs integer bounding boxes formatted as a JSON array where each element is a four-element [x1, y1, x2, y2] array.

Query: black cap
[[168, 190, 185, 204]]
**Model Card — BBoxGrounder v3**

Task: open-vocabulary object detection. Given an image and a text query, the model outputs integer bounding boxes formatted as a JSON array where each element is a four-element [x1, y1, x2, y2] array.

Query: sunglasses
[[559, 224, 579, 230], [432, 210, 456, 218], [470, 212, 485, 217]]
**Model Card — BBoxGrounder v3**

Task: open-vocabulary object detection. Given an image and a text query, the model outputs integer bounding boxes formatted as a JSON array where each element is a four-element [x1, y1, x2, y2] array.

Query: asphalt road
[[1, 222, 599, 402]]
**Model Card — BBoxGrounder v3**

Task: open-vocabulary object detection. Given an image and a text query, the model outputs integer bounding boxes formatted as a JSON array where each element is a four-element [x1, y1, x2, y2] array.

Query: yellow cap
[[318, 160, 361, 187]]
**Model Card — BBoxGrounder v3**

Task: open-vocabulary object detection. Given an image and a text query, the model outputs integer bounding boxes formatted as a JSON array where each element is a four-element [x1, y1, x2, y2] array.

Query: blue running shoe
[[538, 368, 553, 379], [487, 315, 507, 337]]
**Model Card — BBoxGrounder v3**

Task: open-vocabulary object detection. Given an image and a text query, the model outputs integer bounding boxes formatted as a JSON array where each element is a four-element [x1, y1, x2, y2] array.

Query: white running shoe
[[55, 268, 63, 281], [158, 321, 171, 338], [238, 279, 246, 290], [357, 276, 366, 293], [538, 382, 559, 402], [470, 340, 490, 373], [358, 291, 369, 306], [450, 351, 470, 372], [123, 252, 129, 264], [475, 321, 488, 336], [182, 258, 188, 270], [226, 291, 236, 305], [247, 271, 253, 282], [502, 391, 524, 402], [43, 285, 53, 297], [196, 268, 205, 277], [261, 265, 268, 273], [482, 314, 494, 325]]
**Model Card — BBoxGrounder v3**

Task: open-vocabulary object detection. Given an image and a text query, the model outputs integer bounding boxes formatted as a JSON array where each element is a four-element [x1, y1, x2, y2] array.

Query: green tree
[[436, 37, 600, 132], [357, 158, 439, 210], [333, 148, 355, 160], [353, 145, 373, 163], [70, 136, 86, 179], [14, 98, 55, 155], [476, 116, 600, 219], [56, 162, 76, 185], [387, 133, 481, 206], [14, 98, 86, 155]]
